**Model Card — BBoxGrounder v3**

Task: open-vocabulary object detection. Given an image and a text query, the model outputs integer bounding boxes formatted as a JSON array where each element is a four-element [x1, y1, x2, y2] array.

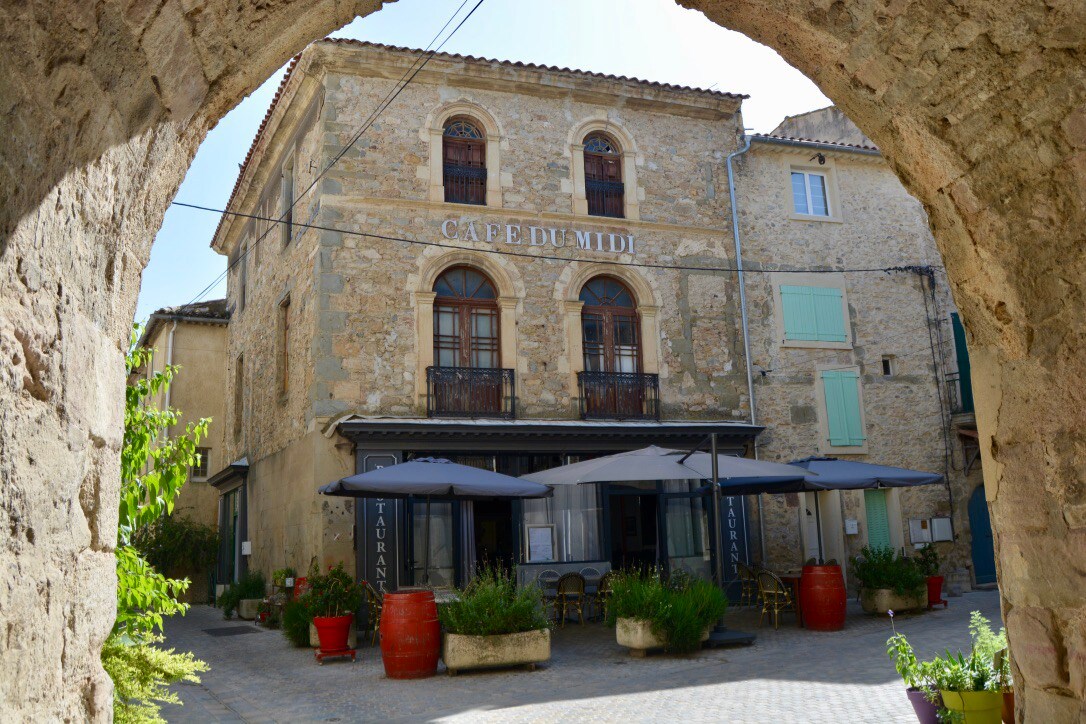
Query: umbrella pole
[[814, 493, 824, 564], [710, 434, 726, 590], [422, 496, 431, 586]]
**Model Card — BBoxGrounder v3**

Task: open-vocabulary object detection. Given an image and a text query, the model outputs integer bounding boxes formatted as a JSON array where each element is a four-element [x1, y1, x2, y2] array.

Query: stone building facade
[[207, 41, 984, 594], [133, 299, 229, 601]]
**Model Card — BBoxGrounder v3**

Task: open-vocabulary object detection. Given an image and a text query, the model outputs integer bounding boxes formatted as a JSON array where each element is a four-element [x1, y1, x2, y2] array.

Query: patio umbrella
[[319, 457, 552, 584]]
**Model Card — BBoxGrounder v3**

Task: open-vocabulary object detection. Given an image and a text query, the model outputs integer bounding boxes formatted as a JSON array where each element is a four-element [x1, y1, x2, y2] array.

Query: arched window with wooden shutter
[[583, 133, 624, 218], [442, 118, 487, 205]]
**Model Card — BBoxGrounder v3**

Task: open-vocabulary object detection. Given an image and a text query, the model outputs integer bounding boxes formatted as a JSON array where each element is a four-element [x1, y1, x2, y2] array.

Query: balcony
[[578, 371, 660, 420], [945, 371, 974, 415], [426, 366, 515, 419]]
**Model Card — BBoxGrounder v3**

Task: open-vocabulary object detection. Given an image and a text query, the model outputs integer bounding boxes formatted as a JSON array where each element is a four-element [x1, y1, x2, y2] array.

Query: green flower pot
[[939, 690, 1003, 724]]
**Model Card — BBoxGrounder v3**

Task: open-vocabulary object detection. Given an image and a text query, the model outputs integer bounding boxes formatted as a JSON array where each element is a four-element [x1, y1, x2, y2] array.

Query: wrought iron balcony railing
[[585, 178, 625, 218], [443, 164, 487, 205], [577, 371, 660, 420], [945, 371, 974, 415], [426, 366, 515, 419]]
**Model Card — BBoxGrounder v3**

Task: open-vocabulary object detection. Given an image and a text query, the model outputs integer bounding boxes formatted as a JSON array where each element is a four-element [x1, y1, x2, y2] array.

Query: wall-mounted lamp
[[810, 153, 826, 165]]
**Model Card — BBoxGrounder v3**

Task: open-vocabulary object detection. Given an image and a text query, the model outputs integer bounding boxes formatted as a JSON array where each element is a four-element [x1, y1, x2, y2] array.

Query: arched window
[[580, 276, 639, 373], [443, 118, 486, 205], [583, 133, 624, 218], [433, 266, 499, 368]]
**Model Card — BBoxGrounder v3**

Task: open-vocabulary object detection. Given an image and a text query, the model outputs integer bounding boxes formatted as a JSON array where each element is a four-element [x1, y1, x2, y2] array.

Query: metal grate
[[426, 366, 515, 419], [577, 371, 659, 420]]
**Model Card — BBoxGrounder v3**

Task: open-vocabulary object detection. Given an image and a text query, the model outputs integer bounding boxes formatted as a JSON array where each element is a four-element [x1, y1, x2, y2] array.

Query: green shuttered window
[[780, 285, 848, 343], [821, 370, 865, 447], [864, 490, 892, 550]]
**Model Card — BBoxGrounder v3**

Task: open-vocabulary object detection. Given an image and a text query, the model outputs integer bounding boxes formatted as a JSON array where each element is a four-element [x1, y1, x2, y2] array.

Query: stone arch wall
[[4, 0, 1086, 719]]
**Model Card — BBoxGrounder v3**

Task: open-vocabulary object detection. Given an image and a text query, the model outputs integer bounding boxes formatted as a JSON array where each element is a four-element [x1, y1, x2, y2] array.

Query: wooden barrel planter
[[799, 564, 846, 631], [379, 589, 441, 679]]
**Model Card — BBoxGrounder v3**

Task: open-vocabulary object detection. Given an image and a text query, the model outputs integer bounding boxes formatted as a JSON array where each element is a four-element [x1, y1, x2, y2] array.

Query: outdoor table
[[778, 572, 805, 628]]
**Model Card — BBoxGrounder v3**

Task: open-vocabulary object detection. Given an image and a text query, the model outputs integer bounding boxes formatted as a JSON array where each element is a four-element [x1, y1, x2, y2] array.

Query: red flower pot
[[312, 614, 353, 653], [926, 576, 947, 609]]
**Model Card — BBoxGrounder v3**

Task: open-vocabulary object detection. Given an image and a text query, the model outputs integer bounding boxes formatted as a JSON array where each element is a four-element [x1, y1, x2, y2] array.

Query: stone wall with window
[[738, 140, 976, 587]]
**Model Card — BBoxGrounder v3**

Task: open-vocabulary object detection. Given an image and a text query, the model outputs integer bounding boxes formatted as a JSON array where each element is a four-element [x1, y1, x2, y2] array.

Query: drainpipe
[[725, 133, 767, 561], [164, 320, 178, 429]]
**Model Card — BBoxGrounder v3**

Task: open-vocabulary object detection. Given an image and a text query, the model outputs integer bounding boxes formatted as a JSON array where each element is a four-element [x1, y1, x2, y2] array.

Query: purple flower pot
[[906, 687, 940, 724]]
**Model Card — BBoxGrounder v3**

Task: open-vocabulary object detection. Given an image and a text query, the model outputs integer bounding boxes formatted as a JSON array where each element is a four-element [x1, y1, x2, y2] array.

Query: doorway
[[609, 494, 659, 573], [473, 499, 515, 572], [968, 485, 997, 585]]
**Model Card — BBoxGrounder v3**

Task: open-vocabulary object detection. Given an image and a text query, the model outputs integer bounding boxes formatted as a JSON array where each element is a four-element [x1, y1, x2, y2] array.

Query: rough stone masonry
[[1, 0, 1084, 721]]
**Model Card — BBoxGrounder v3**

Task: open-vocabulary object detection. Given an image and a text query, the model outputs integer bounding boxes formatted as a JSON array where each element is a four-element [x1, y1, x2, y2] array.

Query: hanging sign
[[719, 494, 751, 602], [360, 455, 399, 595], [441, 218, 636, 256]]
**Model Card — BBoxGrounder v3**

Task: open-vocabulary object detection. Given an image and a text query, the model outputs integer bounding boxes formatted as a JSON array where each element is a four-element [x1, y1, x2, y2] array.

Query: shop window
[[781, 285, 847, 343], [821, 369, 866, 448], [442, 118, 486, 206], [522, 486, 603, 562], [583, 133, 624, 218], [433, 266, 499, 368], [791, 170, 830, 216]]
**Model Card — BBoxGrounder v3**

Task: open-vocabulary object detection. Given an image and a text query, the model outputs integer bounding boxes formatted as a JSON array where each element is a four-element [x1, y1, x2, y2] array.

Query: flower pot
[[442, 629, 550, 675], [312, 614, 354, 653], [860, 588, 926, 615], [926, 575, 947, 609], [615, 617, 710, 657], [1002, 690, 1014, 723], [800, 564, 846, 631], [309, 621, 357, 648], [906, 687, 940, 724], [939, 690, 1003, 724], [237, 598, 262, 620]]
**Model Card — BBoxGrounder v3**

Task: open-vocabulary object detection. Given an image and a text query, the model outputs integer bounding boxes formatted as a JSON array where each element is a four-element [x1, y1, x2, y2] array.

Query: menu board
[[526, 524, 556, 562]]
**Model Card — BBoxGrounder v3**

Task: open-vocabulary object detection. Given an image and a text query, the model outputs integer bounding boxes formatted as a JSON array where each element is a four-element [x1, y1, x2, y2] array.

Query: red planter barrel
[[380, 589, 440, 679], [926, 575, 947, 609], [799, 564, 846, 631], [313, 614, 353, 652]]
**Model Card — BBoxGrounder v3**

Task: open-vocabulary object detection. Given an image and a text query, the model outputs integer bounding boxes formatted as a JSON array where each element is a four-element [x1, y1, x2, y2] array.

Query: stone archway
[[2, 1, 1084, 720]]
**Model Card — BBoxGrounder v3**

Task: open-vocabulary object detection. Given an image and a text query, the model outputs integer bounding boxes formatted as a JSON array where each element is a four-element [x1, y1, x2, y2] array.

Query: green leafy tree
[[103, 327, 210, 722]]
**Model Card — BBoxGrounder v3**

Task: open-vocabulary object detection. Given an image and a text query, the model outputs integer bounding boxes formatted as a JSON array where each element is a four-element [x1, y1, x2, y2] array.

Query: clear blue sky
[[136, 0, 829, 321]]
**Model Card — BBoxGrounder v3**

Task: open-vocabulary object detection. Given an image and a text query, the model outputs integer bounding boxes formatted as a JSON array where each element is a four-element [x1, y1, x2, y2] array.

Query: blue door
[[968, 485, 997, 584]]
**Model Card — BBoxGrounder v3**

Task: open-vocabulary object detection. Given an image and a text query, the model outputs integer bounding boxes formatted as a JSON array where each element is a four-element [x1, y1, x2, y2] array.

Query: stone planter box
[[615, 617, 709, 657], [310, 622, 357, 648], [237, 599, 262, 620], [860, 588, 926, 615], [442, 629, 550, 675]]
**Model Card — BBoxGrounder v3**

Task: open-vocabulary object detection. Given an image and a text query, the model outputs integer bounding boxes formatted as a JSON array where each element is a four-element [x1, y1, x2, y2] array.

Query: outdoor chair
[[553, 572, 587, 626], [593, 570, 616, 622], [363, 582, 384, 645], [736, 562, 760, 608], [757, 570, 796, 630]]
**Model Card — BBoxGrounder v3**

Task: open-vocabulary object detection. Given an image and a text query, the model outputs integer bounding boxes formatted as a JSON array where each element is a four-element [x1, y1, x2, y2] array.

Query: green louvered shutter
[[781, 285, 847, 342], [822, 370, 865, 446], [781, 286, 819, 340], [864, 490, 892, 550], [811, 287, 847, 342]]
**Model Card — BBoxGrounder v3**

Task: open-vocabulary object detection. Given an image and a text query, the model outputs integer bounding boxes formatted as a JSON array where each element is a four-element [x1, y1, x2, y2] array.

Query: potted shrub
[[439, 567, 551, 675], [850, 546, 926, 614], [302, 562, 364, 660], [916, 545, 947, 609], [606, 570, 726, 657], [216, 570, 266, 620], [273, 567, 296, 591]]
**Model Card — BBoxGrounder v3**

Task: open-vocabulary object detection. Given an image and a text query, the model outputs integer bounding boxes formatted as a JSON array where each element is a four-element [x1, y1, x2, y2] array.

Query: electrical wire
[[183, 0, 487, 306], [172, 201, 941, 278]]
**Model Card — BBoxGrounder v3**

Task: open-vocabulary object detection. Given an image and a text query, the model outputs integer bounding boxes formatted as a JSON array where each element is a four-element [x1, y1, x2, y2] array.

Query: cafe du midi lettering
[[441, 218, 636, 256]]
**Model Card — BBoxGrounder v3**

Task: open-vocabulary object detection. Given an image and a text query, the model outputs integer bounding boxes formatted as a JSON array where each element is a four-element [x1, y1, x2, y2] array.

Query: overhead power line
[[184, 0, 488, 306], [173, 201, 942, 279]]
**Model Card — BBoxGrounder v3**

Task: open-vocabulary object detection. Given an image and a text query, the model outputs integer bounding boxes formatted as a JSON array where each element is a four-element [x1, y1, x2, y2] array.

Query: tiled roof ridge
[[322, 38, 748, 101], [752, 132, 880, 153], [151, 298, 230, 320], [212, 39, 747, 247]]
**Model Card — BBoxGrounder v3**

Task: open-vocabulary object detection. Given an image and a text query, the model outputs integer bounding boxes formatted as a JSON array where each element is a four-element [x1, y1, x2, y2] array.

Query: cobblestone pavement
[[162, 589, 1000, 723]]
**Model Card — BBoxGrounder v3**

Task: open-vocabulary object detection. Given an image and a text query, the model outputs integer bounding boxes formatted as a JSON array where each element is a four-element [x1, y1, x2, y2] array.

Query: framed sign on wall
[[525, 524, 556, 563]]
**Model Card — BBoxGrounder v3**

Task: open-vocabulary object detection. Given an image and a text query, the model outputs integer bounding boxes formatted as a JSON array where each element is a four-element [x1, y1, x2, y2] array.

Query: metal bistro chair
[[736, 562, 760, 608], [553, 572, 587, 626], [363, 582, 384, 646], [536, 569, 560, 618], [593, 570, 617, 622], [757, 570, 796, 630]]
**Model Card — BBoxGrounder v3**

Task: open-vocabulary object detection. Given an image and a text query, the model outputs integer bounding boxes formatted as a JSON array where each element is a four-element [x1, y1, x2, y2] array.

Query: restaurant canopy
[[710, 456, 942, 495], [319, 457, 553, 500]]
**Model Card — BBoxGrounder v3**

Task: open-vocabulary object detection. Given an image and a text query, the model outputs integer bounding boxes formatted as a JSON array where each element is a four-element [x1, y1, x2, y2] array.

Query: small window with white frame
[[791, 170, 830, 216], [191, 447, 210, 481]]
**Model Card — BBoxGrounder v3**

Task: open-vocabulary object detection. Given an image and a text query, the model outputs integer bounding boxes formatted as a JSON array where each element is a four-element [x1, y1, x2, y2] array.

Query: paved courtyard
[[161, 589, 1000, 723]]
